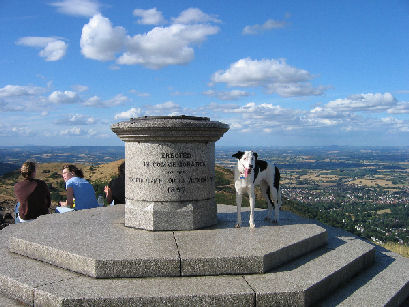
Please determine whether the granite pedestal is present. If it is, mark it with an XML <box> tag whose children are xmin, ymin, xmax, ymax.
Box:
<box><xmin>111</xmin><ymin>116</ymin><xmax>229</xmax><ymax>231</ymax></box>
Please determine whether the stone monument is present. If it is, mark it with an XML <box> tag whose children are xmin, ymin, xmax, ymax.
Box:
<box><xmin>111</xmin><ymin>115</ymin><xmax>229</xmax><ymax>231</ymax></box>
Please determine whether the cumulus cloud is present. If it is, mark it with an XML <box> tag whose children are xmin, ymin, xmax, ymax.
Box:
<box><xmin>117</xmin><ymin>23</ymin><xmax>219</xmax><ymax>69</ymax></box>
<box><xmin>0</xmin><ymin>84</ymin><xmax>48</xmax><ymax>112</ymax></box>
<box><xmin>50</xmin><ymin>0</ymin><xmax>100</xmax><ymax>17</ymax></box>
<box><xmin>80</xmin><ymin>8</ymin><xmax>219</xmax><ymax>69</ymax></box>
<box><xmin>203</xmin><ymin>89</ymin><xmax>250</xmax><ymax>101</ymax></box>
<box><xmin>60</xmin><ymin>127</ymin><xmax>84</xmax><ymax>136</ymax></box>
<box><xmin>144</xmin><ymin>101</ymin><xmax>182</xmax><ymax>115</ymax></box>
<box><xmin>387</xmin><ymin>101</ymin><xmax>409</xmax><ymax>114</ymax></box>
<box><xmin>48</xmin><ymin>90</ymin><xmax>80</xmax><ymax>104</ymax></box>
<box><xmin>72</xmin><ymin>85</ymin><xmax>89</xmax><ymax>93</ymax></box>
<box><xmin>133</xmin><ymin>8</ymin><xmax>166</xmax><ymax>25</ymax></box>
<box><xmin>83</xmin><ymin>94</ymin><xmax>128</xmax><ymax>107</ymax></box>
<box><xmin>0</xmin><ymin>85</ymin><xmax>45</xmax><ymax>98</ymax></box>
<box><xmin>63</xmin><ymin>114</ymin><xmax>95</xmax><ymax>125</ymax></box>
<box><xmin>172</xmin><ymin>8</ymin><xmax>221</xmax><ymax>24</ymax></box>
<box><xmin>243</xmin><ymin>18</ymin><xmax>287</xmax><ymax>35</ymax></box>
<box><xmin>326</xmin><ymin>93</ymin><xmax>396</xmax><ymax>112</ymax></box>
<box><xmin>211</xmin><ymin>58</ymin><xmax>325</xmax><ymax>97</ymax></box>
<box><xmin>114</xmin><ymin>107</ymin><xmax>142</xmax><ymax>120</ymax></box>
<box><xmin>16</xmin><ymin>36</ymin><xmax>67</xmax><ymax>61</ymax></box>
<box><xmin>80</xmin><ymin>14</ymin><xmax>126</xmax><ymax>61</ymax></box>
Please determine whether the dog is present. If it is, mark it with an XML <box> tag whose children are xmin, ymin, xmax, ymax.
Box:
<box><xmin>232</xmin><ymin>150</ymin><xmax>282</xmax><ymax>228</ymax></box>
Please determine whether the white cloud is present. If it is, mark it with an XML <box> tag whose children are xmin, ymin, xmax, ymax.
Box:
<box><xmin>387</xmin><ymin>101</ymin><xmax>409</xmax><ymax>114</ymax></box>
<box><xmin>60</xmin><ymin>127</ymin><xmax>84</xmax><ymax>136</ymax></box>
<box><xmin>211</xmin><ymin>58</ymin><xmax>325</xmax><ymax>97</ymax></box>
<box><xmin>80</xmin><ymin>9</ymin><xmax>219</xmax><ymax>69</ymax></box>
<box><xmin>117</xmin><ymin>23</ymin><xmax>219</xmax><ymax>69</ymax></box>
<box><xmin>0</xmin><ymin>85</ymin><xmax>48</xmax><ymax>112</ymax></box>
<box><xmin>0</xmin><ymin>125</ymin><xmax>36</xmax><ymax>137</ymax></box>
<box><xmin>172</xmin><ymin>8</ymin><xmax>221</xmax><ymax>24</ymax></box>
<box><xmin>63</xmin><ymin>114</ymin><xmax>95</xmax><ymax>125</ymax></box>
<box><xmin>326</xmin><ymin>93</ymin><xmax>396</xmax><ymax>112</ymax></box>
<box><xmin>72</xmin><ymin>85</ymin><xmax>89</xmax><ymax>93</ymax></box>
<box><xmin>16</xmin><ymin>37</ymin><xmax>67</xmax><ymax>61</ymax></box>
<box><xmin>114</xmin><ymin>107</ymin><xmax>142</xmax><ymax>120</ymax></box>
<box><xmin>80</xmin><ymin>14</ymin><xmax>126</xmax><ymax>61</ymax></box>
<box><xmin>0</xmin><ymin>85</ymin><xmax>45</xmax><ymax>98</ymax></box>
<box><xmin>48</xmin><ymin>90</ymin><xmax>80</xmax><ymax>104</ymax></box>
<box><xmin>50</xmin><ymin>0</ymin><xmax>100</xmax><ymax>17</ymax></box>
<box><xmin>243</xmin><ymin>19</ymin><xmax>286</xmax><ymax>35</ymax></box>
<box><xmin>84</xmin><ymin>94</ymin><xmax>128</xmax><ymax>107</ymax></box>
<box><xmin>133</xmin><ymin>8</ymin><xmax>166</xmax><ymax>25</ymax></box>
<box><xmin>203</xmin><ymin>89</ymin><xmax>250</xmax><ymax>101</ymax></box>
<box><xmin>129</xmin><ymin>89</ymin><xmax>150</xmax><ymax>97</ymax></box>
<box><xmin>145</xmin><ymin>101</ymin><xmax>182</xmax><ymax>115</ymax></box>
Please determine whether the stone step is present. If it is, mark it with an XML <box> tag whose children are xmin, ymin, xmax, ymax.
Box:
<box><xmin>7</xmin><ymin>205</ymin><xmax>327</xmax><ymax>278</ymax></box>
<box><xmin>0</xmin><ymin>206</ymin><xmax>391</xmax><ymax>307</ymax></box>
<box><xmin>320</xmin><ymin>246</ymin><xmax>409</xmax><ymax>306</ymax></box>
<box><xmin>245</xmin><ymin>237</ymin><xmax>375</xmax><ymax>306</ymax></box>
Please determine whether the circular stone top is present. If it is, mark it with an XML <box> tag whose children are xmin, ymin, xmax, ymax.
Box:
<box><xmin>132</xmin><ymin>115</ymin><xmax>210</xmax><ymax>121</ymax></box>
<box><xmin>111</xmin><ymin>115</ymin><xmax>229</xmax><ymax>142</ymax></box>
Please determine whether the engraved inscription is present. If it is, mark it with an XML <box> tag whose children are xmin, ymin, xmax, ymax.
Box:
<box><xmin>130</xmin><ymin>151</ymin><xmax>211</xmax><ymax>196</ymax></box>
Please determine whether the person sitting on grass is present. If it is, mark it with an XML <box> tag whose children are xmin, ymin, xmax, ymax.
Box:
<box><xmin>14</xmin><ymin>161</ymin><xmax>50</xmax><ymax>222</ymax></box>
<box><xmin>104</xmin><ymin>161</ymin><xmax>125</xmax><ymax>205</ymax></box>
<box><xmin>59</xmin><ymin>164</ymin><xmax>98</xmax><ymax>211</ymax></box>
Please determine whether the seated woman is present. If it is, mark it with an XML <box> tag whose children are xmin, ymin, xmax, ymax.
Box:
<box><xmin>59</xmin><ymin>164</ymin><xmax>98</xmax><ymax>210</ymax></box>
<box><xmin>14</xmin><ymin>161</ymin><xmax>51</xmax><ymax>222</ymax></box>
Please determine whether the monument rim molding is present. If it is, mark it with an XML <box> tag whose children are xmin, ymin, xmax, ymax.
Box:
<box><xmin>111</xmin><ymin>115</ymin><xmax>230</xmax><ymax>143</ymax></box>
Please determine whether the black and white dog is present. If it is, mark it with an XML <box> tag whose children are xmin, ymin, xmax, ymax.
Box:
<box><xmin>232</xmin><ymin>150</ymin><xmax>282</xmax><ymax>228</ymax></box>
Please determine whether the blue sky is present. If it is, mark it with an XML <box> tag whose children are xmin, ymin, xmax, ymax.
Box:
<box><xmin>1</xmin><ymin>0</ymin><xmax>409</xmax><ymax>146</ymax></box>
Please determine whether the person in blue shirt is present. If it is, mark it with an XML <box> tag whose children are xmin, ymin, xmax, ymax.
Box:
<box><xmin>59</xmin><ymin>164</ymin><xmax>98</xmax><ymax>211</ymax></box>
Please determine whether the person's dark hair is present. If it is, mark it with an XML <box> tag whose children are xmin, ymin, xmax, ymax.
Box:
<box><xmin>62</xmin><ymin>164</ymin><xmax>84</xmax><ymax>178</ymax></box>
<box><xmin>118</xmin><ymin>162</ymin><xmax>125</xmax><ymax>176</ymax></box>
<box><xmin>21</xmin><ymin>161</ymin><xmax>36</xmax><ymax>179</ymax></box>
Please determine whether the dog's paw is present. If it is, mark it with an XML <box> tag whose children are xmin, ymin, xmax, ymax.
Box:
<box><xmin>235</xmin><ymin>223</ymin><xmax>241</xmax><ymax>228</ymax></box>
<box><xmin>250</xmin><ymin>222</ymin><xmax>255</xmax><ymax>229</ymax></box>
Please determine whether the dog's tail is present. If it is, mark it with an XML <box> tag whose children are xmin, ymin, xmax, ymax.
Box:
<box><xmin>274</xmin><ymin>165</ymin><xmax>280</xmax><ymax>190</ymax></box>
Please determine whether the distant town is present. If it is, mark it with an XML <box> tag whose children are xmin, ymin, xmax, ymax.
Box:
<box><xmin>1</xmin><ymin>145</ymin><xmax>409</xmax><ymax>245</ymax></box>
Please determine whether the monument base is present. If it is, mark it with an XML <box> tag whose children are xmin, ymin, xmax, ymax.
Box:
<box><xmin>125</xmin><ymin>199</ymin><xmax>217</xmax><ymax>231</ymax></box>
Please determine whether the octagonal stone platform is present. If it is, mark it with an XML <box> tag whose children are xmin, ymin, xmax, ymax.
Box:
<box><xmin>8</xmin><ymin>205</ymin><xmax>327</xmax><ymax>278</ymax></box>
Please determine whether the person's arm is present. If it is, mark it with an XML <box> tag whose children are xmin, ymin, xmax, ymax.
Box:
<box><xmin>60</xmin><ymin>187</ymin><xmax>74</xmax><ymax>208</ymax></box>
<box><xmin>66</xmin><ymin>187</ymin><xmax>74</xmax><ymax>208</ymax></box>
<box><xmin>44</xmin><ymin>182</ymin><xmax>51</xmax><ymax>208</ymax></box>
<box><xmin>104</xmin><ymin>185</ymin><xmax>113</xmax><ymax>204</ymax></box>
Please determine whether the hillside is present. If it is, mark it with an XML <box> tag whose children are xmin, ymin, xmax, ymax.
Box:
<box><xmin>1</xmin><ymin>160</ymin><xmax>409</xmax><ymax>259</ymax></box>
<box><xmin>0</xmin><ymin>160</ymin><xmax>124</xmax><ymax>224</ymax></box>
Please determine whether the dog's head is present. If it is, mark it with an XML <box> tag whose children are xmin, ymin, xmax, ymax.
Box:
<box><xmin>232</xmin><ymin>151</ymin><xmax>258</xmax><ymax>178</ymax></box>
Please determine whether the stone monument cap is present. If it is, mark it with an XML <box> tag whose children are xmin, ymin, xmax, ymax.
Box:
<box><xmin>131</xmin><ymin>115</ymin><xmax>210</xmax><ymax>121</ymax></box>
<box><xmin>112</xmin><ymin>115</ymin><xmax>229</xmax><ymax>143</ymax></box>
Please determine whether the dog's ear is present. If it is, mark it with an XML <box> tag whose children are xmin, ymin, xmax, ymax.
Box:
<box><xmin>253</xmin><ymin>152</ymin><xmax>258</xmax><ymax>160</ymax></box>
<box><xmin>232</xmin><ymin>151</ymin><xmax>245</xmax><ymax>159</ymax></box>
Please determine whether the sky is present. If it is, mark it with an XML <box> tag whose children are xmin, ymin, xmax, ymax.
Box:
<box><xmin>1</xmin><ymin>0</ymin><xmax>409</xmax><ymax>147</ymax></box>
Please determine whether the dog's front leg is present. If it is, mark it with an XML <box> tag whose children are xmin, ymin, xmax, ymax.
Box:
<box><xmin>235</xmin><ymin>193</ymin><xmax>242</xmax><ymax>228</ymax></box>
<box><xmin>248</xmin><ymin>187</ymin><xmax>256</xmax><ymax>228</ymax></box>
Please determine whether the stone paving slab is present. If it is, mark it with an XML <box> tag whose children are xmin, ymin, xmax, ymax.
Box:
<box><xmin>244</xmin><ymin>238</ymin><xmax>375</xmax><ymax>306</ymax></box>
<box><xmin>8</xmin><ymin>204</ymin><xmax>327</xmax><ymax>278</ymax></box>
<box><xmin>175</xmin><ymin>224</ymin><xmax>327</xmax><ymax>276</ymax></box>
<box><xmin>1</xmin><ymin>204</ymin><xmax>409</xmax><ymax>306</ymax></box>
<box><xmin>0</xmin><ymin>225</ymin><xmax>79</xmax><ymax>306</ymax></box>
<box><xmin>321</xmin><ymin>249</ymin><xmax>409</xmax><ymax>307</ymax></box>
<box><xmin>0</xmin><ymin>294</ymin><xmax>25</xmax><ymax>306</ymax></box>
<box><xmin>8</xmin><ymin>206</ymin><xmax>181</xmax><ymax>278</ymax></box>
<box><xmin>34</xmin><ymin>275</ymin><xmax>254</xmax><ymax>307</ymax></box>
